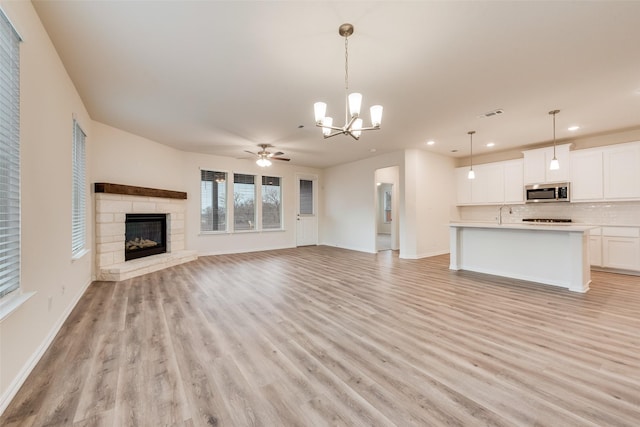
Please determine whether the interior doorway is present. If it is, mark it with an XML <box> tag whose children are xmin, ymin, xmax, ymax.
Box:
<box><xmin>375</xmin><ymin>166</ymin><xmax>400</xmax><ymax>252</ymax></box>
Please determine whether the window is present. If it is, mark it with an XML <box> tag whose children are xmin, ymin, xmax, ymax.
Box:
<box><xmin>0</xmin><ymin>11</ymin><xmax>20</xmax><ymax>298</ymax></box>
<box><xmin>200</xmin><ymin>170</ymin><xmax>227</xmax><ymax>232</ymax></box>
<box><xmin>0</xmin><ymin>10</ymin><xmax>20</xmax><ymax>298</ymax></box>
<box><xmin>233</xmin><ymin>173</ymin><xmax>256</xmax><ymax>230</ymax></box>
<box><xmin>72</xmin><ymin>120</ymin><xmax>86</xmax><ymax>256</ymax></box>
<box><xmin>299</xmin><ymin>179</ymin><xmax>313</xmax><ymax>215</ymax></box>
<box><xmin>262</xmin><ymin>176</ymin><xmax>282</xmax><ymax>229</ymax></box>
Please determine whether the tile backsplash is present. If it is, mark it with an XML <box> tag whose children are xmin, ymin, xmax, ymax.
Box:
<box><xmin>458</xmin><ymin>201</ymin><xmax>640</xmax><ymax>226</ymax></box>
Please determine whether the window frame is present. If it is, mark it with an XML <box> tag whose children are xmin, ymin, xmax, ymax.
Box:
<box><xmin>200</xmin><ymin>169</ymin><xmax>228</xmax><ymax>233</ymax></box>
<box><xmin>261</xmin><ymin>175</ymin><xmax>283</xmax><ymax>230</ymax></box>
<box><xmin>233</xmin><ymin>172</ymin><xmax>257</xmax><ymax>232</ymax></box>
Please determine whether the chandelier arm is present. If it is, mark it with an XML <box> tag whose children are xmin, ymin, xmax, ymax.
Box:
<box><xmin>347</xmin><ymin>132</ymin><xmax>360</xmax><ymax>141</ymax></box>
<box><xmin>357</xmin><ymin>126</ymin><xmax>381</xmax><ymax>132</ymax></box>
<box><xmin>315</xmin><ymin>123</ymin><xmax>347</xmax><ymax>132</ymax></box>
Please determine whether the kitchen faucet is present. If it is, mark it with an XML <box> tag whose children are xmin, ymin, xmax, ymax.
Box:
<box><xmin>498</xmin><ymin>205</ymin><xmax>512</xmax><ymax>225</ymax></box>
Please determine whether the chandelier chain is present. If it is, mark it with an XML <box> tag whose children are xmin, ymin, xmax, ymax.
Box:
<box><xmin>344</xmin><ymin>36</ymin><xmax>349</xmax><ymax>91</ymax></box>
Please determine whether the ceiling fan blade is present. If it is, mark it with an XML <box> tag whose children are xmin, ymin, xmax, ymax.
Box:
<box><xmin>271</xmin><ymin>151</ymin><xmax>284</xmax><ymax>157</ymax></box>
<box><xmin>244</xmin><ymin>150</ymin><xmax>257</xmax><ymax>156</ymax></box>
<box><xmin>271</xmin><ymin>157</ymin><xmax>290</xmax><ymax>162</ymax></box>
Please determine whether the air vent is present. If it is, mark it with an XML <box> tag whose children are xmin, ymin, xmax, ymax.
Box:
<box><xmin>478</xmin><ymin>109</ymin><xmax>504</xmax><ymax>119</ymax></box>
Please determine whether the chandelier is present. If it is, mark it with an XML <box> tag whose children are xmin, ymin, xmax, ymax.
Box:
<box><xmin>313</xmin><ymin>23</ymin><xmax>383</xmax><ymax>140</ymax></box>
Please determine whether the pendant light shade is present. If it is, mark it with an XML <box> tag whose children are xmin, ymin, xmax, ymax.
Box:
<box><xmin>467</xmin><ymin>130</ymin><xmax>476</xmax><ymax>180</ymax></box>
<box><xmin>549</xmin><ymin>109</ymin><xmax>560</xmax><ymax>170</ymax></box>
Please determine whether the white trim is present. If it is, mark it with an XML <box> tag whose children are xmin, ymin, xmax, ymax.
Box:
<box><xmin>0</xmin><ymin>279</ymin><xmax>92</xmax><ymax>416</ymax></box>
<box><xmin>0</xmin><ymin>6</ymin><xmax>23</xmax><ymax>41</ymax></box>
<box><xmin>0</xmin><ymin>291</ymin><xmax>35</xmax><ymax>323</ymax></box>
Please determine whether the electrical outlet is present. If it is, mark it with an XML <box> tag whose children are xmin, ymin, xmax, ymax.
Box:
<box><xmin>61</xmin><ymin>285</ymin><xmax>66</xmax><ymax>295</ymax></box>
<box><xmin>48</xmin><ymin>296</ymin><xmax>53</xmax><ymax>311</ymax></box>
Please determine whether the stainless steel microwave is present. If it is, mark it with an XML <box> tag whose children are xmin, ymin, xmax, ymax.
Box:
<box><xmin>525</xmin><ymin>183</ymin><xmax>570</xmax><ymax>203</ymax></box>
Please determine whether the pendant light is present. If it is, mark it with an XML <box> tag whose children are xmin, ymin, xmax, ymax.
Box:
<box><xmin>549</xmin><ymin>109</ymin><xmax>560</xmax><ymax>170</ymax></box>
<box><xmin>467</xmin><ymin>131</ymin><xmax>476</xmax><ymax>180</ymax></box>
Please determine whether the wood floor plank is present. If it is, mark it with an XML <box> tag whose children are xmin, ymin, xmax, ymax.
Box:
<box><xmin>2</xmin><ymin>246</ymin><xmax>640</xmax><ymax>426</ymax></box>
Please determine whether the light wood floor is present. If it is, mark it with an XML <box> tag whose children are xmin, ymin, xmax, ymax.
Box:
<box><xmin>2</xmin><ymin>246</ymin><xmax>640</xmax><ymax>426</ymax></box>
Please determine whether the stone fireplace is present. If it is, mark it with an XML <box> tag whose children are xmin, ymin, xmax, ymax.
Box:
<box><xmin>95</xmin><ymin>183</ymin><xmax>197</xmax><ymax>281</ymax></box>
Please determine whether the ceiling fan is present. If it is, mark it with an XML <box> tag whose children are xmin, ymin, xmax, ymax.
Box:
<box><xmin>245</xmin><ymin>144</ymin><xmax>290</xmax><ymax>167</ymax></box>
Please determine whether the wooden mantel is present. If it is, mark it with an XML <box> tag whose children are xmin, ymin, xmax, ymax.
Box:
<box><xmin>94</xmin><ymin>183</ymin><xmax>187</xmax><ymax>200</ymax></box>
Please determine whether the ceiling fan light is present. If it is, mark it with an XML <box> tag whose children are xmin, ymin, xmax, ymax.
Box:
<box><xmin>322</xmin><ymin>116</ymin><xmax>333</xmax><ymax>136</ymax></box>
<box><xmin>314</xmin><ymin>102</ymin><xmax>327</xmax><ymax>124</ymax></box>
<box><xmin>256</xmin><ymin>157</ymin><xmax>272</xmax><ymax>167</ymax></box>
<box><xmin>348</xmin><ymin>93</ymin><xmax>362</xmax><ymax>117</ymax></box>
<box><xmin>370</xmin><ymin>105</ymin><xmax>383</xmax><ymax>127</ymax></box>
<box><xmin>549</xmin><ymin>157</ymin><xmax>560</xmax><ymax>170</ymax></box>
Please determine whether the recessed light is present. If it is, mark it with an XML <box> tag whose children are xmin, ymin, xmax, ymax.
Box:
<box><xmin>451</xmin><ymin>149</ymin><xmax>458</xmax><ymax>153</ymax></box>
<box><xmin>426</xmin><ymin>140</ymin><xmax>435</xmax><ymax>146</ymax></box>
<box><xmin>568</xmin><ymin>125</ymin><xmax>580</xmax><ymax>131</ymax></box>
<box><xmin>486</xmin><ymin>142</ymin><xmax>495</xmax><ymax>148</ymax></box>
<box><xmin>369</xmin><ymin>148</ymin><xmax>377</xmax><ymax>153</ymax></box>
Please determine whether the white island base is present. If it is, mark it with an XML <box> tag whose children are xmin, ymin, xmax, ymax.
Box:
<box><xmin>449</xmin><ymin>223</ymin><xmax>593</xmax><ymax>293</ymax></box>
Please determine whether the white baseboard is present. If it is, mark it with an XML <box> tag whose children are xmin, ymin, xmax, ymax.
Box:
<box><xmin>0</xmin><ymin>278</ymin><xmax>92</xmax><ymax>416</ymax></box>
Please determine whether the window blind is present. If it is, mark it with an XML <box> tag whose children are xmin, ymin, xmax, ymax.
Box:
<box><xmin>0</xmin><ymin>10</ymin><xmax>21</xmax><ymax>298</ymax></box>
<box><xmin>299</xmin><ymin>179</ymin><xmax>313</xmax><ymax>215</ymax></box>
<box><xmin>71</xmin><ymin>120</ymin><xmax>86</xmax><ymax>256</ymax></box>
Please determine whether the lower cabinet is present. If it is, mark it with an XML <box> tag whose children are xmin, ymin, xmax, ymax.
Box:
<box><xmin>589</xmin><ymin>230</ymin><xmax>602</xmax><ymax>267</ymax></box>
<box><xmin>600</xmin><ymin>227</ymin><xmax>640</xmax><ymax>271</ymax></box>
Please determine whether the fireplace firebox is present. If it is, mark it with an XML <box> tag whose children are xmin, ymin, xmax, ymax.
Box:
<box><xmin>125</xmin><ymin>213</ymin><xmax>167</xmax><ymax>261</ymax></box>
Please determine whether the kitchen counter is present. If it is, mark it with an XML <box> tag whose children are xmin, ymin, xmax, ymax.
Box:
<box><xmin>449</xmin><ymin>222</ymin><xmax>593</xmax><ymax>292</ymax></box>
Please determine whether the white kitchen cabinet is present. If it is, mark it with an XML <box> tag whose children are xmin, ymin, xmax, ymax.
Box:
<box><xmin>570</xmin><ymin>148</ymin><xmax>603</xmax><ymax>201</ymax></box>
<box><xmin>455</xmin><ymin>160</ymin><xmax>524</xmax><ymax>206</ymax></box>
<box><xmin>523</xmin><ymin>144</ymin><xmax>571</xmax><ymax>184</ymax></box>
<box><xmin>589</xmin><ymin>228</ymin><xmax>602</xmax><ymax>267</ymax></box>
<box><xmin>472</xmin><ymin>163</ymin><xmax>504</xmax><ymax>204</ymax></box>
<box><xmin>503</xmin><ymin>159</ymin><xmax>524</xmax><ymax>203</ymax></box>
<box><xmin>455</xmin><ymin>166</ymin><xmax>472</xmax><ymax>205</ymax></box>
<box><xmin>601</xmin><ymin>227</ymin><xmax>640</xmax><ymax>271</ymax></box>
<box><xmin>603</xmin><ymin>142</ymin><xmax>640</xmax><ymax>200</ymax></box>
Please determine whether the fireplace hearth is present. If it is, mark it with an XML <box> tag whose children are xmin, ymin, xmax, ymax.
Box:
<box><xmin>125</xmin><ymin>213</ymin><xmax>167</xmax><ymax>261</ymax></box>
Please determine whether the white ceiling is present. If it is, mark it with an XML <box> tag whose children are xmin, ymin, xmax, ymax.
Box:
<box><xmin>33</xmin><ymin>1</ymin><xmax>640</xmax><ymax>169</ymax></box>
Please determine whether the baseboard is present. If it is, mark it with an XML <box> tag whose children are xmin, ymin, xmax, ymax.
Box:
<box><xmin>197</xmin><ymin>243</ymin><xmax>294</xmax><ymax>257</ymax></box>
<box><xmin>400</xmin><ymin>249</ymin><xmax>449</xmax><ymax>260</ymax></box>
<box><xmin>0</xmin><ymin>278</ymin><xmax>93</xmax><ymax>416</ymax></box>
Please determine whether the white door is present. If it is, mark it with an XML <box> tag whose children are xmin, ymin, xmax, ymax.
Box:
<box><xmin>296</xmin><ymin>176</ymin><xmax>318</xmax><ymax>246</ymax></box>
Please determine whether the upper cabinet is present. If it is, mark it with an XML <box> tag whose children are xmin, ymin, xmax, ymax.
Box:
<box><xmin>523</xmin><ymin>144</ymin><xmax>571</xmax><ymax>184</ymax></box>
<box><xmin>570</xmin><ymin>148</ymin><xmax>604</xmax><ymax>201</ymax></box>
<box><xmin>503</xmin><ymin>160</ymin><xmax>524</xmax><ymax>203</ymax></box>
<box><xmin>603</xmin><ymin>142</ymin><xmax>640</xmax><ymax>200</ymax></box>
<box><xmin>455</xmin><ymin>159</ymin><xmax>523</xmax><ymax>206</ymax></box>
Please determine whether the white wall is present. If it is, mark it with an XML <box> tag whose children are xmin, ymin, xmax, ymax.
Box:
<box><xmin>90</xmin><ymin>122</ymin><xmax>322</xmax><ymax>256</ymax></box>
<box><xmin>182</xmin><ymin>151</ymin><xmax>321</xmax><ymax>255</ymax></box>
<box><xmin>0</xmin><ymin>1</ymin><xmax>93</xmax><ymax>411</ymax></box>
<box><xmin>91</xmin><ymin>121</ymin><xmax>185</xmax><ymax>191</ymax></box>
<box><xmin>322</xmin><ymin>151</ymin><xmax>404</xmax><ymax>254</ymax></box>
<box><xmin>402</xmin><ymin>149</ymin><xmax>457</xmax><ymax>259</ymax></box>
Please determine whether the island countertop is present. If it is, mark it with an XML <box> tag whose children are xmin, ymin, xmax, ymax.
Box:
<box><xmin>449</xmin><ymin>221</ymin><xmax>596</xmax><ymax>233</ymax></box>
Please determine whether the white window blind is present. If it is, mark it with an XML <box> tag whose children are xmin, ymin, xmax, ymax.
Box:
<box><xmin>200</xmin><ymin>170</ymin><xmax>227</xmax><ymax>232</ymax></box>
<box><xmin>0</xmin><ymin>10</ymin><xmax>21</xmax><ymax>298</ymax></box>
<box><xmin>299</xmin><ymin>179</ymin><xmax>313</xmax><ymax>215</ymax></box>
<box><xmin>233</xmin><ymin>173</ymin><xmax>256</xmax><ymax>230</ymax></box>
<box><xmin>261</xmin><ymin>176</ymin><xmax>282</xmax><ymax>229</ymax></box>
<box><xmin>71</xmin><ymin>120</ymin><xmax>86</xmax><ymax>256</ymax></box>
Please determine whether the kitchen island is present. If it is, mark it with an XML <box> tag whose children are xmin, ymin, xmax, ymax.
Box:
<box><xmin>449</xmin><ymin>222</ymin><xmax>595</xmax><ymax>292</ymax></box>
